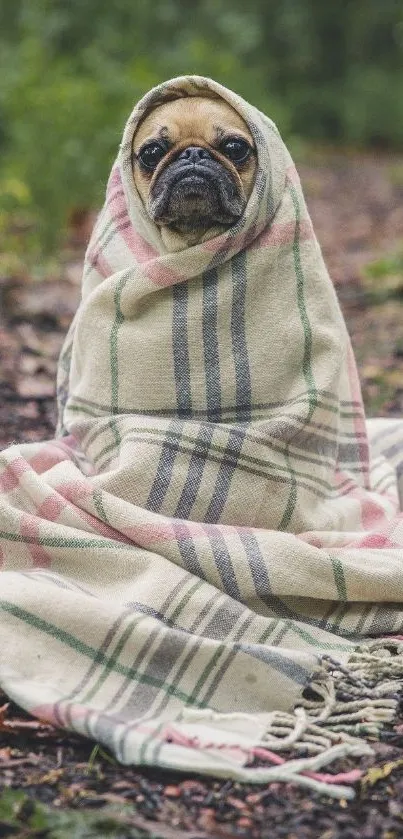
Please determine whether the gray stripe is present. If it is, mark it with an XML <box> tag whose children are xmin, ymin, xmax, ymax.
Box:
<box><xmin>382</xmin><ymin>441</ymin><xmax>403</xmax><ymax>468</ymax></box>
<box><xmin>111</xmin><ymin>576</ymin><xmax>193</xmax><ymax>724</ymax></box>
<box><xmin>121</xmin><ymin>628</ymin><xmax>192</xmax><ymax>718</ymax></box>
<box><xmin>231</xmin><ymin>250</ymin><xmax>252</xmax><ymax>421</ymax></box>
<box><xmin>204</xmin><ymin>429</ymin><xmax>244</xmax><ymax>522</ymax></box>
<box><xmin>202</xmin><ymin>268</ymin><xmax>221</xmax><ymax>419</ymax></box>
<box><xmin>239</xmin><ymin>533</ymin><xmax>358</xmax><ymax>636</ymax></box>
<box><xmin>367</xmin><ymin>605</ymin><xmax>401</xmax><ymax>636</ymax></box>
<box><xmin>145</xmin><ymin>420</ymin><xmax>182</xmax><ymax>512</ymax></box>
<box><xmin>127</xmin><ymin>591</ymin><xmax>248</xmax><ymax>644</ymax></box>
<box><xmin>87</xmin><ymin>218</ymin><xmax>133</xmax><ymax>270</ymax></box>
<box><xmin>239</xmin><ymin>531</ymin><xmax>298</xmax><ymax>618</ymax></box>
<box><xmin>204</xmin><ymin>525</ymin><xmax>241</xmax><ymax>600</ymax></box>
<box><xmin>172</xmin><ymin>521</ymin><xmax>205</xmax><ymax>578</ymax></box>
<box><xmin>200</xmin><ymin>615</ymin><xmax>255</xmax><ymax>706</ymax></box>
<box><xmin>174</xmin><ymin>423</ymin><xmax>214</xmax><ymax>518</ymax></box>
<box><xmin>89</xmin><ymin>199</ymin><xmax>125</xmax><ymax>255</ymax></box>
<box><xmin>149</xmin><ymin>592</ymin><xmax>225</xmax><ymax>719</ymax></box>
<box><xmin>206</xmin><ymin>214</ymin><xmax>248</xmax><ymax>271</ymax></box>
<box><xmin>236</xmin><ymin>641</ymin><xmax>310</xmax><ymax>685</ymax></box>
<box><xmin>98</xmin><ymin>432</ymin><xmax>330</xmax><ymax>501</ymax></box>
<box><xmin>172</xmin><ymin>282</ymin><xmax>192</xmax><ymax>413</ymax></box>
<box><xmin>202</xmin><ymin>597</ymin><xmax>246</xmax><ymax>640</ymax></box>
<box><xmin>369</xmin><ymin>421</ymin><xmax>403</xmax><ymax>447</ymax></box>
<box><xmin>337</xmin><ymin>442</ymin><xmax>364</xmax><ymax>463</ymax></box>
<box><xmin>21</xmin><ymin>570</ymin><xmax>96</xmax><ymax>598</ymax></box>
<box><xmin>352</xmin><ymin>603</ymin><xmax>375</xmax><ymax>636</ymax></box>
<box><xmin>62</xmin><ymin>607</ymin><xmax>135</xmax><ymax>705</ymax></box>
<box><xmin>87</xmin><ymin>412</ymin><xmax>364</xmax><ymax>474</ymax></box>
<box><xmin>124</xmin><ymin>591</ymin><xmax>245</xmax><ymax>643</ymax></box>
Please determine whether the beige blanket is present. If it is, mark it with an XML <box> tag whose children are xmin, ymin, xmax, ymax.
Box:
<box><xmin>1</xmin><ymin>75</ymin><xmax>403</xmax><ymax>797</ymax></box>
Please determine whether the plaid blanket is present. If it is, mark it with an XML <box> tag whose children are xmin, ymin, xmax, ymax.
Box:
<box><xmin>2</xmin><ymin>76</ymin><xmax>403</xmax><ymax>797</ymax></box>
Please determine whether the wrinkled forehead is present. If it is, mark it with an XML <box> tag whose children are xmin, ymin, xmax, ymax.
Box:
<box><xmin>132</xmin><ymin>96</ymin><xmax>254</xmax><ymax>151</ymax></box>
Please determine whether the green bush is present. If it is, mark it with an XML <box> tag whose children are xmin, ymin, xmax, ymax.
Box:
<box><xmin>0</xmin><ymin>0</ymin><xmax>402</xmax><ymax>253</ymax></box>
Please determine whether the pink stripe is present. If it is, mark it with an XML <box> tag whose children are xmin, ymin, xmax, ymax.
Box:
<box><xmin>31</xmin><ymin>703</ymin><xmax>83</xmax><ymax>728</ymax></box>
<box><xmin>250</xmin><ymin>217</ymin><xmax>314</xmax><ymax>251</ymax></box>
<box><xmin>251</xmin><ymin>747</ymin><xmax>362</xmax><ymax>783</ymax></box>
<box><xmin>0</xmin><ymin>457</ymin><xmax>31</xmax><ymax>493</ymax></box>
<box><xmin>142</xmin><ymin>259</ymin><xmax>184</xmax><ymax>287</ymax></box>
<box><xmin>106</xmin><ymin>165</ymin><xmax>121</xmax><ymax>191</ymax></box>
<box><xmin>333</xmin><ymin>468</ymin><xmax>392</xmax><ymax>535</ymax></box>
<box><xmin>112</xmin><ymin>514</ymin><xmax>257</xmax><ymax>550</ymax></box>
<box><xmin>37</xmin><ymin>495</ymin><xmax>66</xmax><ymax>521</ymax></box>
<box><xmin>29</xmin><ymin>443</ymin><xmax>72</xmax><ymax>475</ymax></box>
<box><xmin>38</xmin><ymin>479</ymin><xmax>134</xmax><ymax>545</ymax></box>
<box><xmin>86</xmin><ymin>247</ymin><xmax>113</xmax><ymax>279</ymax></box>
<box><xmin>202</xmin><ymin>227</ymin><xmax>245</xmax><ymax>254</ymax></box>
<box><xmin>107</xmin><ymin>169</ymin><xmax>158</xmax><ymax>264</ymax></box>
<box><xmin>163</xmin><ymin>729</ymin><xmax>362</xmax><ymax>786</ymax></box>
<box><xmin>19</xmin><ymin>514</ymin><xmax>51</xmax><ymax>568</ymax></box>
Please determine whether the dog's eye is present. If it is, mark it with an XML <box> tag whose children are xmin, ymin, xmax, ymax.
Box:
<box><xmin>138</xmin><ymin>142</ymin><xmax>166</xmax><ymax>171</ymax></box>
<box><xmin>220</xmin><ymin>137</ymin><xmax>251</xmax><ymax>164</ymax></box>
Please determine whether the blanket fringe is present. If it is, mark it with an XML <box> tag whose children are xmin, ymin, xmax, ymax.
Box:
<box><xmin>302</xmin><ymin>638</ymin><xmax>403</xmax><ymax>738</ymax></box>
<box><xmin>167</xmin><ymin>639</ymin><xmax>403</xmax><ymax>799</ymax></box>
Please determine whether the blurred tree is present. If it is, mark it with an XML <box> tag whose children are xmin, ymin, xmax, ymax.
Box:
<box><xmin>0</xmin><ymin>0</ymin><xmax>402</xmax><ymax>250</ymax></box>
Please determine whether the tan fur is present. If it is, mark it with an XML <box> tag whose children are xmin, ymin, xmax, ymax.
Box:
<box><xmin>132</xmin><ymin>97</ymin><xmax>256</xmax><ymax>247</ymax></box>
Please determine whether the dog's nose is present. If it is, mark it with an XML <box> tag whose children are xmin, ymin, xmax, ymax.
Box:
<box><xmin>178</xmin><ymin>146</ymin><xmax>211</xmax><ymax>163</ymax></box>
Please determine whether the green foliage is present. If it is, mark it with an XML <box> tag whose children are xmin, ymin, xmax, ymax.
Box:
<box><xmin>365</xmin><ymin>252</ymin><xmax>403</xmax><ymax>280</ymax></box>
<box><xmin>362</xmin><ymin>248</ymin><xmax>403</xmax><ymax>303</ymax></box>
<box><xmin>0</xmin><ymin>789</ymin><xmax>162</xmax><ymax>838</ymax></box>
<box><xmin>0</xmin><ymin>0</ymin><xmax>402</xmax><ymax>251</ymax></box>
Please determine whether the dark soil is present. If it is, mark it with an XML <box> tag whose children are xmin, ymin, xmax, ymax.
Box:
<box><xmin>1</xmin><ymin>149</ymin><xmax>403</xmax><ymax>837</ymax></box>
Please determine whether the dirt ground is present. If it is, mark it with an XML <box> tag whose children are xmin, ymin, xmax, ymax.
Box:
<box><xmin>1</xmin><ymin>149</ymin><xmax>403</xmax><ymax>837</ymax></box>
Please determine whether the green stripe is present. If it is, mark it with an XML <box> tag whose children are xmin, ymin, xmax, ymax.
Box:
<box><xmin>0</xmin><ymin>601</ymin><xmax>202</xmax><ymax>706</ymax></box>
<box><xmin>0</xmin><ymin>530</ymin><xmax>128</xmax><ymax>550</ymax></box>
<box><xmin>81</xmin><ymin>615</ymin><xmax>146</xmax><ymax>703</ymax></box>
<box><xmin>67</xmin><ymin>396</ymin><xmax>364</xmax><ymax>423</ymax></box>
<box><xmin>186</xmin><ymin>643</ymin><xmax>227</xmax><ymax>705</ymax></box>
<box><xmin>278</xmin><ymin>182</ymin><xmax>318</xmax><ymax>529</ymax></box>
<box><xmin>259</xmin><ymin>615</ymin><xmax>352</xmax><ymax>652</ymax></box>
<box><xmin>257</xmin><ymin>619</ymin><xmax>278</xmax><ymax>644</ymax></box>
<box><xmin>289</xmin><ymin>183</ymin><xmax>317</xmax><ymax>411</ymax></box>
<box><xmin>290</xmin><ymin>621</ymin><xmax>351</xmax><ymax>651</ymax></box>
<box><xmin>110</xmin><ymin>272</ymin><xmax>130</xmax><ymax>412</ymax></box>
<box><xmin>278</xmin><ymin>449</ymin><xmax>298</xmax><ymax>530</ymax></box>
<box><xmin>141</xmin><ymin>722</ymin><xmax>166</xmax><ymax>766</ymax></box>
<box><xmin>93</xmin><ymin>429</ymin><xmax>332</xmax><ymax>495</ymax></box>
<box><xmin>110</xmin><ymin>418</ymin><xmax>121</xmax><ymax>450</ymax></box>
<box><xmin>330</xmin><ymin>556</ymin><xmax>348</xmax><ymax>602</ymax></box>
<box><xmin>69</xmin><ymin>388</ymin><xmax>349</xmax><ymax>416</ymax></box>
<box><xmin>327</xmin><ymin>602</ymin><xmax>350</xmax><ymax>632</ymax></box>
<box><xmin>93</xmin><ymin>490</ymin><xmax>111</xmax><ymax>525</ymax></box>
<box><xmin>92</xmin><ymin>418</ymin><xmax>338</xmax><ymax>474</ymax></box>
<box><xmin>169</xmin><ymin>579</ymin><xmax>204</xmax><ymax>625</ymax></box>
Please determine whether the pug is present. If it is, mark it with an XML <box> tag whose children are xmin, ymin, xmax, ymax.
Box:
<box><xmin>132</xmin><ymin>96</ymin><xmax>257</xmax><ymax>248</ymax></box>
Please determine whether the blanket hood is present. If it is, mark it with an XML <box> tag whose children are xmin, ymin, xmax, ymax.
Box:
<box><xmin>56</xmin><ymin>75</ymin><xmax>375</xmax><ymax>537</ymax></box>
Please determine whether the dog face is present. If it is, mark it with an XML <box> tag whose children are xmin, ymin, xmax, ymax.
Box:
<box><xmin>132</xmin><ymin>96</ymin><xmax>257</xmax><ymax>247</ymax></box>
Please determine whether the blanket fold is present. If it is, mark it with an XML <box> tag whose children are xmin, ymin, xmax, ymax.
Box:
<box><xmin>2</xmin><ymin>75</ymin><xmax>403</xmax><ymax>797</ymax></box>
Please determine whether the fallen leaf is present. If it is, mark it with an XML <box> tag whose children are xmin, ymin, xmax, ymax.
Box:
<box><xmin>361</xmin><ymin>759</ymin><xmax>403</xmax><ymax>787</ymax></box>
